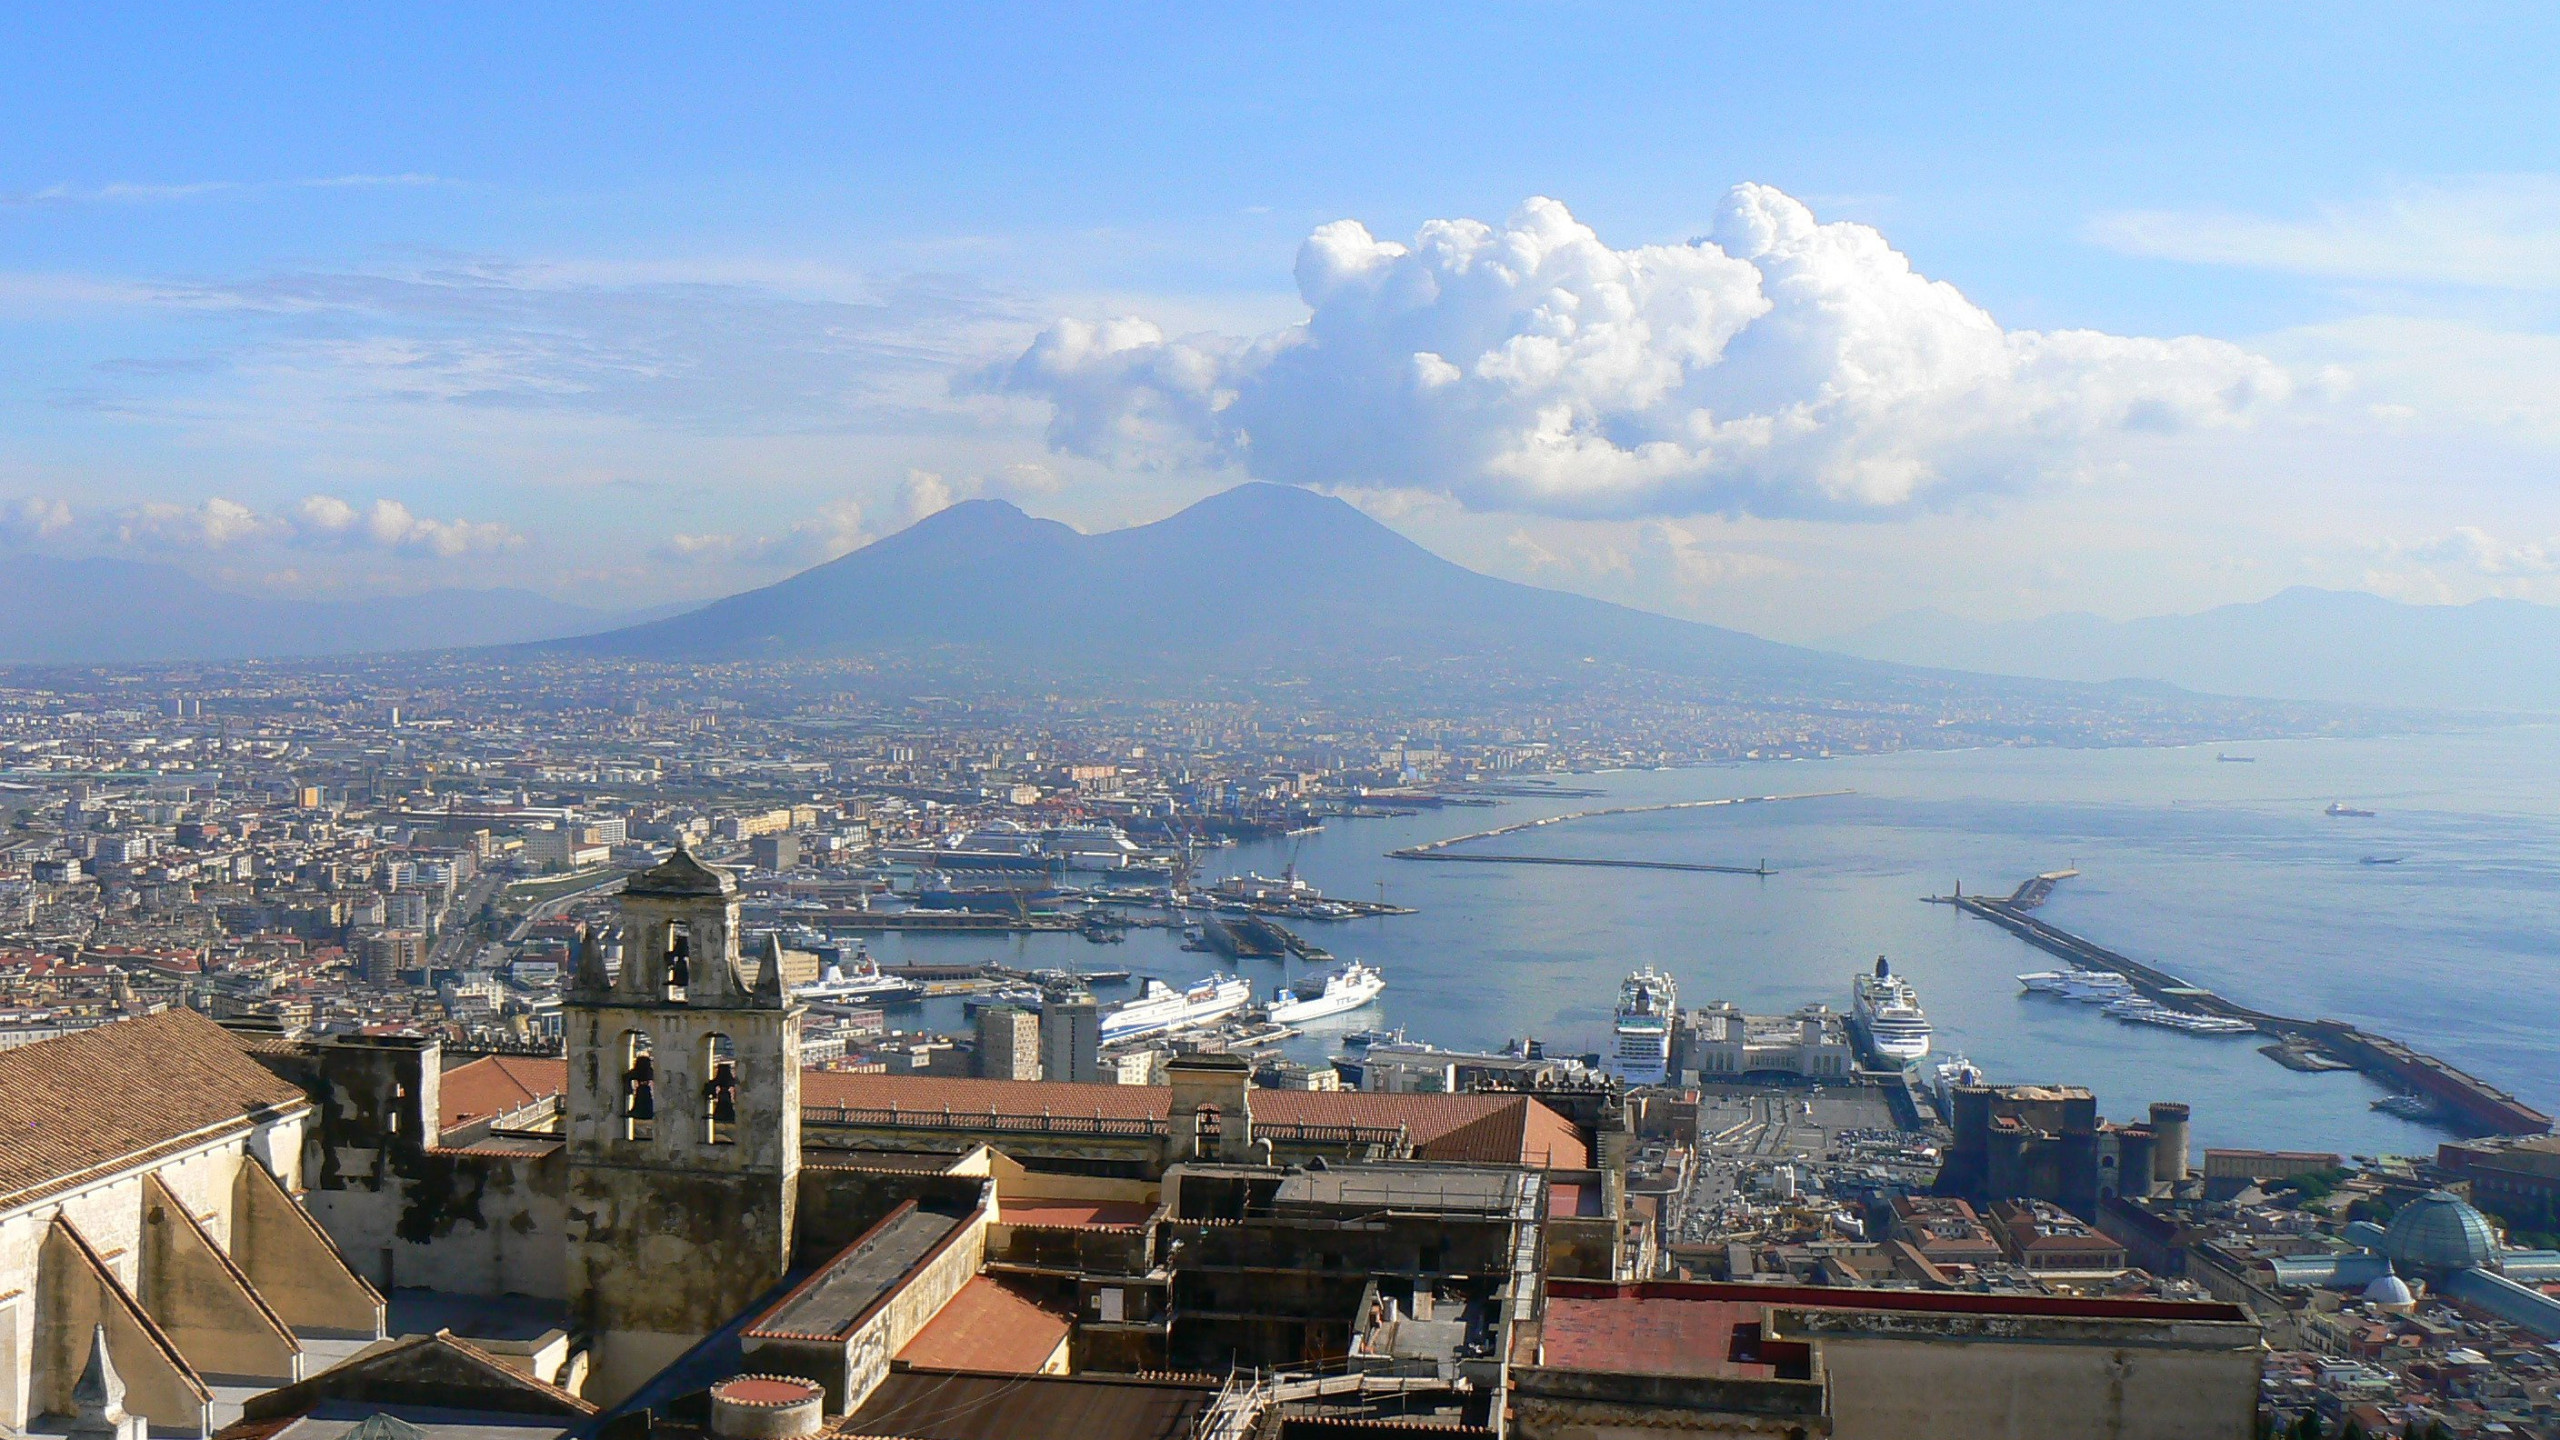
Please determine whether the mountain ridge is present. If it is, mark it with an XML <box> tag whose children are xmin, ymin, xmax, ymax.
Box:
<box><xmin>552</xmin><ymin>483</ymin><xmax>1871</xmax><ymax>693</ymax></box>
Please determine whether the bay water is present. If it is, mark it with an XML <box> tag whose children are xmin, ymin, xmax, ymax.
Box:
<box><xmin>867</xmin><ymin>725</ymin><xmax>2560</xmax><ymax>1157</ymax></box>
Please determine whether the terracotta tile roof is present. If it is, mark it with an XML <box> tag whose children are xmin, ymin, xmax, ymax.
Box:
<box><xmin>802</xmin><ymin>1072</ymin><xmax>1161</xmax><ymax>1121</ymax></box>
<box><xmin>806</xmin><ymin>1074</ymin><xmax>1592</xmax><ymax>1169</ymax></box>
<box><xmin>895</xmin><ymin>1275</ymin><xmax>1072</xmax><ymax>1373</ymax></box>
<box><xmin>0</xmin><ymin>1009</ymin><xmax>309</xmax><ymax>1210</ymax></box>
<box><xmin>439</xmin><ymin>1055</ymin><xmax>568</xmax><ymax>1132</ymax></box>
<box><xmin>1540</xmin><ymin>1295</ymin><xmax>1774</xmax><ymax>1379</ymax></box>
<box><xmin>401</xmin><ymin>1062</ymin><xmax>1592</xmax><ymax>1169</ymax></box>
<box><xmin>1254</xmin><ymin>1090</ymin><xmax>1594</xmax><ymax>1169</ymax></box>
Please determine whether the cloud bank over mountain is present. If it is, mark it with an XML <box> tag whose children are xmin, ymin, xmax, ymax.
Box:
<box><xmin>994</xmin><ymin>185</ymin><xmax>2291</xmax><ymax>519</ymax></box>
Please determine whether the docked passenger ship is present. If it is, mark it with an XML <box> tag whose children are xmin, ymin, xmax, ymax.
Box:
<box><xmin>1611</xmin><ymin>967</ymin><xmax>1679</xmax><ymax>1086</ymax></box>
<box><xmin>1849</xmin><ymin>955</ymin><xmax>1933</xmax><ymax>1063</ymax></box>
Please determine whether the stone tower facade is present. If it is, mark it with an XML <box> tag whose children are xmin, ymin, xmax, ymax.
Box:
<box><xmin>564</xmin><ymin>847</ymin><xmax>802</xmax><ymax>1403</ymax></box>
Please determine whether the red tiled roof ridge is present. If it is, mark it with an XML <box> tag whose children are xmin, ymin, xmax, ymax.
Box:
<box><xmin>420</xmin><ymin>1058</ymin><xmax>1592</xmax><ymax>1166</ymax></box>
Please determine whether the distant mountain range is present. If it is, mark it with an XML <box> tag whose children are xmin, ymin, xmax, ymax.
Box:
<box><xmin>0</xmin><ymin>554</ymin><xmax>650</xmax><ymax>664</ymax></box>
<box><xmin>553</xmin><ymin>482</ymin><xmax>1905</xmax><ymax>698</ymax></box>
<box><xmin>14</xmin><ymin>489</ymin><xmax>2543</xmax><ymax>718</ymax></box>
<box><xmin>1825</xmin><ymin>587</ymin><xmax>2560</xmax><ymax>711</ymax></box>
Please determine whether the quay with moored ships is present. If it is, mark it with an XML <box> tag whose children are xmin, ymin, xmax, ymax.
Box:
<box><xmin>1945</xmin><ymin>874</ymin><xmax>2553</xmax><ymax>1137</ymax></box>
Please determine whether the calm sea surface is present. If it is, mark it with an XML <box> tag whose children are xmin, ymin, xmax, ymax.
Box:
<box><xmin>868</xmin><ymin>726</ymin><xmax>2560</xmax><ymax>1157</ymax></box>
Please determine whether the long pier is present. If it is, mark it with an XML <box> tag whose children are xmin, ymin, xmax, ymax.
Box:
<box><xmin>1387</xmin><ymin>790</ymin><xmax>1851</xmax><ymax>873</ymax></box>
<box><xmin>1395</xmin><ymin>852</ymin><xmax>1771</xmax><ymax>875</ymax></box>
<box><xmin>1950</xmin><ymin>880</ymin><xmax>2552</xmax><ymax>1137</ymax></box>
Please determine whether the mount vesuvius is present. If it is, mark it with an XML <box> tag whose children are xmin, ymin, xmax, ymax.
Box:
<box><xmin>555</xmin><ymin>483</ymin><xmax>1886</xmax><ymax>694</ymax></box>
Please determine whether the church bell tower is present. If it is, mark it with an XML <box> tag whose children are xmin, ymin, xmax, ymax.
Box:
<box><xmin>564</xmin><ymin>846</ymin><xmax>802</xmax><ymax>1404</ymax></box>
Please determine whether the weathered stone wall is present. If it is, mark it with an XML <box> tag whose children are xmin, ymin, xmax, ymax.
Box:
<box><xmin>1793</xmin><ymin>1329</ymin><xmax>2258</xmax><ymax>1440</ymax></box>
<box><xmin>794</xmin><ymin>1169</ymin><xmax>985</xmax><ymax>1269</ymax></box>
<box><xmin>299</xmin><ymin>1146</ymin><xmax>566</xmax><ymax>1299</ymax></box>
<box><xmin>229</xmin><ymin>1158</ymin><xmax>385</xmax><ymax>1337</ymax></box>
<box><xmin>138</xmin><ymin>1174</ymin><xmax>301</xmax><ymax>1383</ymax></box>
<box><xmin>1510</xmin><ymin>1365</ymin><xmax>1831</xmax><ymax>1439</ymax></box>
<box><xmin>1546</xmin><ymin>1215</ymin><xmax>1620</xmax><ymax>1281</ymax></box>
<box><xmin>33</xmin><ymin>1217</ymin><xmax>211</xmax><ymax>1436</ymax></box>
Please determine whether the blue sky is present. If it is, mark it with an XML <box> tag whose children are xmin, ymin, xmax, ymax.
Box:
<box><xmin>5</xmin><ymin>5</ymin><xmax>2560</xmax><ymax>634</ymax></box>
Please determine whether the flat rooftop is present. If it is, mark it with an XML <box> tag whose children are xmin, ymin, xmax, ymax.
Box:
<box><xmin>1273</xmin><ymin>1167</ymin><xmax>1525</xmax><ymax>1214</ymax></box>
<box><xmin>746</xmin><ymin>1204</ymin><xmax>970</xmax><ymax>1341</ymax></box>
<box><xmin>1548</xmin><ymin>1279</ymin><xmax>2249</xmax><ymax>1325</ymax></box>
<box><xmin>840</xmin><ymin>1372</ymin><xmax>1212</xmax><ymax>1440</ymax></box>
<box><xmin>1000</xmin><ymin>1198</ymin><xmax>1156</xmax><ymax>1228</ymax></box>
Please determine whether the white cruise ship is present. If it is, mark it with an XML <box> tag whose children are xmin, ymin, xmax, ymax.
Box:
<box><xmin>1099</xmin><ymin>973</ymin><xmax>1251</xmax><ymax>1043</ymax></box>
<box><xmin>793</xmin><ymin>945</ymin><xmax>925</xmax><ymax>1005</ymax></box>
<box><xmin>1267</xmin><ymin>960</ymin><xmax>1385</xmax><ymax>1024</ymax></box>
<box><xmin>1850</xmin><ymin>955</ymin><xmax>1933</xmax><ymax>1062</ymax></box>
<box><xmin>1611</xmin><ymin>967</ymin><xmax>1679</xmax><ymax>1086</ymax></box>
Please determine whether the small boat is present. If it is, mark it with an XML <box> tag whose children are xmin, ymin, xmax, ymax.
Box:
<box><xmin>2359</xmin><ymin>855</ymin><xmax>2404</xmax><ymax>866</ymax></box>
<box><xmin>2216</xmin><ymin>754</ymin><xmax>2256</xmax><ymax>763</ymax></box>
<box><xmin>2326</xmin><ymin>802</ymin><xmax>2377</xmax><ymax>818</ymax></box>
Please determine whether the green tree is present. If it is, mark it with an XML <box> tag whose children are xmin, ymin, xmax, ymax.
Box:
<box><xmin>2289</xmin><ymin>1412</ymin><xmax>2323</xmax><ymax>1440</ymax></box>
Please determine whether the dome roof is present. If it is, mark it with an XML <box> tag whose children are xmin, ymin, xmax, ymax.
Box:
<box><xmin>2363</xmin><ymin>1268</ymin><xmax>2415</xmax><ymax>1309</ymax></box>
<box><xmin>2383</xmin><ymin>1190</ymin><xmax>2498</xmax><ymax>1275</ymax></box>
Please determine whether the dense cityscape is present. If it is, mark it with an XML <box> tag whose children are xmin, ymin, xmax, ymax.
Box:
<box><xmin>0</xmin><ymin>655</ymin><xmax>2546</xmax><ymax>1439</ymax></box>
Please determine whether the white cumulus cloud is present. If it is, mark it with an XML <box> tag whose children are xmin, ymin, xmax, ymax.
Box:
<box><xmin>292</xmin><ymin>495</ymin><xmax>522</xmax><ymax>555</ymax></box>
<box><xmin>993</xmin><ymin>186</ymin><xmax>2291</xmax><ymax>519</ymax></box>
<box><xmin>113</xmin><ymin>497</ymin><xmax>276</xmax><ymax>549</ymax></box>
<box><xmin>1</xmin><ymin>496</ymin><xmax>74</xmax><ymax>542</ymax></box>
<box><xmin>15</xmin><ymin>492</ymin><xmax>523</xmax><ymax>559</ymax></box>
<box><xmin>898</xmin><ymin>463</ymin><xmax>1066</xmax><ymax>523</ymax></box>
<box><xmin>651</xmin><ymin>498</ymin><xmax>870</xmax><ymax>568</ymax></box>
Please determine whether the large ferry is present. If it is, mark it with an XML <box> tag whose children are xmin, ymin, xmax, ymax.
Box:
<box><xmin>1267</xmin><ymin>960</ymin><xmax>1385</xmax><ymax>1024</ymax></box>
<box><xmin>1850</xmin><ymin>955</ymin><xmax>1933</xmax><ymax>1062</ymax></box>
<box><xmin>1098</xmin><ymin>973</ymin><xmax>1252</xmax><ymax>1043</ymax></box>
<box><xmin>793</xmin><ymin>945</ymin><xmax>925</xmax><ymax>1005</ymax></box>
<box><xmin>1611</xmin><ymin>967</ymin><xmax>1679</xmax><ymax>1086</ymax></box>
